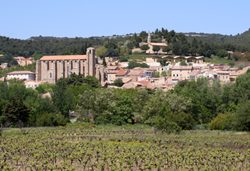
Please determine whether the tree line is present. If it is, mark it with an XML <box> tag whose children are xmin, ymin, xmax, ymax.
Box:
<box><xmin>1</xmin><ymin>28</ymin><xmax>250</xmax><ymax>60</ymax></box>
<box><xmin>0</xmin><ymin>71</ymin><xmax>249</xmax><ymax>132</ymax></box>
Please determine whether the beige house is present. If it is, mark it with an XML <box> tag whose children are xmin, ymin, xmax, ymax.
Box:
<box><xmin>36</xmin><ymin>47</ymin><xmax>105</xmax><ymax>84</ymax></box>
<box><xmin>14</xmin><ymin>57</ymin><xmax>34</xmax><ymax>66</ymax></box>
<box><xmin>162</xmin><ymin>56</ymin><xmax>204</xmax><ymax>65</ymax></box>
<box><xmin>216</xmin><ymin>71</ymin><xmax>230</xmax><ymax>83</ymax></box>
<box><xmin>127</xmin><ymin>67</ymin><xmax>145</xmax><ymax>82</ymax></box>
<box><xmin>170</xmin><ymin>66</ymin><xmax>193</xmax><ymax>83</ymax></box>
<box><xmin>107</xmin><ymin>68</ymin><xmax>128</xmax><ymax>84</ymax></box>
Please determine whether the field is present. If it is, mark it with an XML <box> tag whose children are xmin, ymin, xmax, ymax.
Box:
<box><xmin>0</xmin><ymin>124</ymin><xmax>249</xmax><ymax>171</ymax></box>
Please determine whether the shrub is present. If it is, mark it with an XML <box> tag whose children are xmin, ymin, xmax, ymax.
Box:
<box><xmin>35</xmin><ymin>113</ymin><xmax>68</xmax><ymax>126</ymax></box>
<box><xmin>114</xmin><ymin>79</ymin><xmax>124</xmax><ymax>87</ymax></box>
<box><xmin>140</xmin><ymin>45</ymin><xmax>149</xmax><ymax>51</ymax></box>
<box><xmin>209</xmin><ymin>113</ymin><xmax>233</xmax><ymax>130</ymax></box>
<box><xmin>154</xmin><ymin>117</ymin><xmax>181</xmax><ymax>133</ymax></box>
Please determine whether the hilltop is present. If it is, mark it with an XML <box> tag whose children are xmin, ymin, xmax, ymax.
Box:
<box><xmin>0</xmin><ymin>28</ymin><xmax>250</xmax><ymax>59</ymax></box>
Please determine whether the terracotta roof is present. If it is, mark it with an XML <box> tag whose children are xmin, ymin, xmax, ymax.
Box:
<box><xmin>128</xmin><ymin>68</ymin><xmax>145</xmax><ymax>76</ymax></box>
<box><xmin>116</xmin><ymin>69</ymin><xmax>128</xmax><ymax>76</ymax></box>
<box><xmin>7</xmin><ymin>71</ymin><xmax>35</xmax><ymax>75</ymax></box>
<box><xmin>171</xmin><ymin>66</ymin><xmax>193</xmax><ymax>70</ymax></box>
<box><xmin>40</xmin><ymin>55</ymin><xmax>87</xmax><ymax>61</ymax></box>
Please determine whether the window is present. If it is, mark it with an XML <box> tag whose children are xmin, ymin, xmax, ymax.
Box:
<box><xmin>50</xmin><ymin>73</ymin><xmax>52</xmax><ymax>78</ymax></box>
<box><xmin>47</xmin><ymin>62</ymin><xmax>49</xmax><ymax>70</ymax></box>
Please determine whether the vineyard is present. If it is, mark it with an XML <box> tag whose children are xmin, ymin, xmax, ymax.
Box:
<box><xmin>0</xmin><ymin>124</ymin><xmax>249</xmax><ymax>171</ymax></box>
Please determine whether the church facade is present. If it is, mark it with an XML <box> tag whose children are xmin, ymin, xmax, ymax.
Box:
<box><xmin>36</xmin><ymin>47</ymin><xmax>105</xmax><ymax>84</ymax></box>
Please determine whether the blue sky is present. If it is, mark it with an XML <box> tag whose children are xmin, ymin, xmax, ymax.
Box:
<box><xmin>0</xmin><ymin>0</ymin><xmax>249</xmax><ymax>39</ymax></box>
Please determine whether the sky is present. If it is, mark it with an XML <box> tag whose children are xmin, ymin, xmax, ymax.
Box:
<box><xmin>0</xmin><ymin>0</ymin><xmax>249</xmax><ymax>39</ymax></box>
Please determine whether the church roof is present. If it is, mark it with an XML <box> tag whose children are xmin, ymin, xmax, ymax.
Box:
<box><xmin>7</xmin><ymin>71</ymin><xmax>35</xmax><ymax>75</ymax></box>
<box><xmin>40</xmin><ymin>55</ymin><xmax>87</xmax><ymax>61</ymax></box>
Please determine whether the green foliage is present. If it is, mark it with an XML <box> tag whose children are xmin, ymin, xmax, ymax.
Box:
<box><xmin>234</xmin><ymin>70</ymin><xmax>250</xmax><ymax>102</ymax></box>
<box><xmin>180</xmin><ymin>61</ymin><xmax>188</xmax><ymax>66</ymax></box>
<box><xmin>113</xmin><ymin>79</ymin><xmax>124</xmax><ymax>87</ymax></box>
<box><xmin>153</xmin><ymin>46</ymin><xmax>160</xmax><ymax>52</ymax></box>
<box><xmin>119</xmin><ymin>56</ymin><xmax>129</xmax><ymax>62</ymax></box>
<box><xmin>77</xmin><ymin>89</ymin><xmax>148</xmax><ymax>125</ymax></box>
<box><xmin>175</xmin><ymin>79</ymin><xmax>222</xmax><ymax>124</ymax></box>
<box><xmin>52</xmin><ymin>79</ymin><xmax>74</xmax><ymax>117</ymax></box>
<box><xmin>127</xmin><ymin>61</ymin><xmax>149</xmax><ymax>69</ymax></box>
<box><xmin>36</xmin><ymin>83</ymin><xmax>54</xmax><ymax>94</ymax></box>
<box><xmin>153</xmin><ymin>116</ymin><xmax>181</xmax><ymax>133</ymax></box>
<box><xmin>233</xmin><ymin>100</ymin><xmax>250</xmax><ymax>131</ymax></box>
<box><xmin>0</xmin><ymin>126</ymin><xmax>249</xmax><ymax>170</ymax></box>
<box><xmin>0</xmin><ymin>63</ymin><xmax>35</xmax><ymax>78</ymax></box>
<box><xmin>209</xmin><ymin>113</ymin><xmax>233</xmax><ymax>130</ymax></box>
<box><xmin>96</xmin><ymin>46</ymin><xmax>108</xmax><ymax>58</ymax></box>
<box><xmin>143</xmin><ymin>91</ymin><xmax>194</xmax><ymax>131</ymax></box>
<box><xmin>152</xmin><ymin>71</ymin><xmax>160</xmax><ymax>78</ymax></box>
<box><xmin>1</xmin><ymin>98</ymin><xmax>30</xmax><ymax>127</ymax></box>
<box><xmin>0</xmin><ymin>53</ymin><xmax>17</xmax><ymax>66</ymax></box>
<box><xmin>216</xmin><ymin>49</ymin><xmax>228</xmax><ymax>58</ymax></box>
<box><xmin>140</xmin><ymin>45</ymin><xmax>149</xmax><ymax>51</ymax></box>
<box><xmin>161</xmin><ymin>71</ymin><xmax>167</xmax><ymax>77</ymax></box>
<box><xmin>35</xmin><ymin>113</ymin><xmax>67</xmax><ymax>126</ymax></box>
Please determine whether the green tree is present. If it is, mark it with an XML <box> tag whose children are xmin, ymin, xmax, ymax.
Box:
<box><xmin>153</xmin><ymin>46</ymin><xmax>160</xmax><ymax>52</ymax></box>
<box><xmin>143</xmin><ymin>91</ymin><xmax>194</xmax><ymax>131</ymax></box>
<box><xmin>96</xmin><ymin>46</ymin><xmax>108</xmax><ymax>58</ymax></box>
<box><xmin>52</xmin><ymin>79</ymin><xmax>73</xmax><ymax>117</ymax></box>
<box><xmin>2</xmin><ymin>98</ymin><xmax>30</xmax><ymax>127</ymax></box>
<box><xmin>114</xmin><ymin>79</ymin><xmax>124</xmax><ymax>87</ymax></box>
<box><xmin>233</xmin><ymin>100</ymin><xmax>250</xmax><ymax>131</ymax></box>
<box><xmin>140</xmin><ymin>45</ymin><xmax>149</xmax><ymax>51</ymax></box>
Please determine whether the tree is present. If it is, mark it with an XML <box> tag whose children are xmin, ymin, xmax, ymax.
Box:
<box><xmin>114</xmin><ymin>79</ymin><xmax>124</xmax><ymax>87</ymax></box>
<box><xmin>153</xmin><ymin>46</ymin><xmax>160</xmax><ymax>52</ymax></box>
<box><xmin>140</xmin><ymin>45</ymin><xmax>149</xmax><ymax>51</ymax></box>
<box><xmin>52</xmin><ymin>79</ymin><xmax>73</xmax><ymax>117</ymax></box>
<box><xmin>128</xmin><ymin>61</ymin><xmax>149</xmax><ymax>69</ymax></box>
<box><xmin>2</xmin><ymin>98</ymin><xmax>30</xmax><ymax>127</ymax></box>
<box><xmin>96</xmin><ymin>46</ymin><xmax>108</xmax><ymax>58</ymax></box>
<box><xmin>143</xmin><ymin>91</ymin><xmax>194</xmax><ymax>132</ymax></box>
<box><xmin>233</xmin><ymin>100</ymin><xmax>250</xmax><ymax>131</ymax></box>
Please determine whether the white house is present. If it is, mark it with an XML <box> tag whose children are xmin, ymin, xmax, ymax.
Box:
<box><xmin>6</xmin><ymin>71</ymin><xmax>35</xmax><ymax>81</ymax></box>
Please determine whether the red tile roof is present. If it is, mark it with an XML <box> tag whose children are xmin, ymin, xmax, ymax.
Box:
<box><xmin>40</xmin><ymin>55</ymin><xmax>87</xmax><ymax>61</ymax></box>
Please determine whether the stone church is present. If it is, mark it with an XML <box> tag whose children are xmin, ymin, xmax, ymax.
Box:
<box><xmin>36</xmin><ymin>47</ymin><xmax>105</xmax><ymax>84</ymax></box>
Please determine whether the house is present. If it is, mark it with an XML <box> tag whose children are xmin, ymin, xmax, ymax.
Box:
<box><xmin>107</xmin><ymin>68</ymin><xmax>128</xmax><ymax>84</ymax></box>
<box><xmin>0</xmin><ymin>63</ymin><xmax>8</xmax><ymax>69</ymax></box>
<box><xmin>14</xmin><ymin>56</ymin><xmax>34</xmax><ymax>66</ymax></box>
<box><xmin>170</xmin><ymin>66</ymin><xmax>193</xmax><ymax>83</ymax></box>
<box><xmin>162</xmin><ymin>55</ymin><xmax>204</xmax><ymax>65</ymax></box>
<box><xmin>127</xmin><ymin>67</ymin><xmax>145</xmax><ymax>81</ymax></box>
<box><xmin>6</xmin><ymin>71</ymin><xmax>35</xmax><ymax>81</ymax></box>
<box><xmin>216</xmin><ymin>71</ymin><xmax>230</xmax><ymax>83</ymax></box>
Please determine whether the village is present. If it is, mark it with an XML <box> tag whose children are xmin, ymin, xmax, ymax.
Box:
<box><xmin>1</xmin><ymin>48</ymin><xmax>249</xmax><ymax>91</ymax></box>
<box><xmin>0</xmin><ymin>32</ymin><xmax>250</xmax><ymax>90</ymax></box>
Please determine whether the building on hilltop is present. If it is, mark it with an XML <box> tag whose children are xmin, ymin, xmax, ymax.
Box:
<box><xmin>36</xmin><ymin>47</ymin><xmax>105</xmax><ymax>84</ymax></box>
<box><xmin>139</xmin><ymin>32</ymin><xmax>168</xmax><ymax>54</ymax></box>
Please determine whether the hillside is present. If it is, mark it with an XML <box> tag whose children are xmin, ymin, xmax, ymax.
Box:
<box><xmin>0</xmin><ymin>28</ymin><xmax>250</xmax><ymax>58</ymax></box>
<box><xmin>186</xmin><ymin>28</ymin><xmax>250</xmax><ymax>51</ymax></box>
